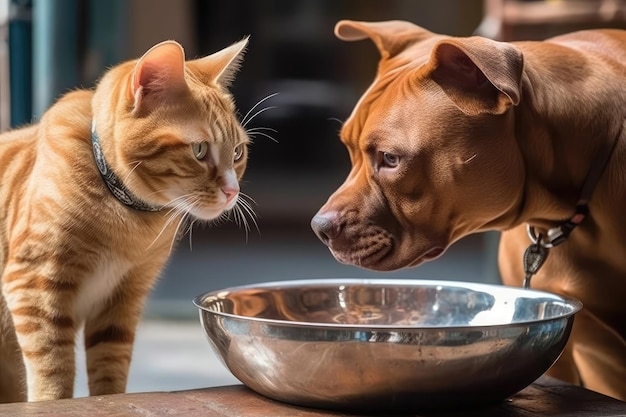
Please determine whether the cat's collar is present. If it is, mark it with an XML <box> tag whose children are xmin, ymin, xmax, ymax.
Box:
<box><xmin>90</xmin><ymin>122</ymin><xmax>162</xmax><ymax>212</ymax></box>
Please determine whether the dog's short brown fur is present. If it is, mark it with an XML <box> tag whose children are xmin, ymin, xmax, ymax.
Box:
<box><xmin>311</xmin><ymin>20</ymin><xmax>626</xmax><ymax>400</ymax></box>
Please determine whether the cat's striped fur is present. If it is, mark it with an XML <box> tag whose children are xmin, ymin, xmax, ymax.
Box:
<box><xmin>0</xmin><ymin>38</ymin><xmax>250</xmax><ymax>402</ymax></box>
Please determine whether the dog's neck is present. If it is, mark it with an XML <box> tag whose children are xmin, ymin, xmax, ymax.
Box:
<box><xmin>516</xmin><ymin>122</ymin><xmax>623</xmax><ymax>231</ymax></box>
<box><xmin>513</xmin><ymin>59</ymin><xmax>625</xmax><ymax>227</ymax></box>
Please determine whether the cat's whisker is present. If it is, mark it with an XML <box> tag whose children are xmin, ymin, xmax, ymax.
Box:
<box><xmin>237</xmin><ymin>205</ymin><xmax>258</xmax><ymax>239</ymax></box>
<box><xmin>241</xmin><ymin>208</ymin><xmax>254</xmax><ymax>242</ymax></box>
<box><xmin>247</xmin><ymin>130</ymin><xmax>278</xmax><ymax>143</ymax></box>
<box><xmin>214</xmin><ymin>211</ymin><xmax>231</xmax><ymax>230</ymax></box>
<box><xmin>186</xmin><ymin>218</ymin><xmax>196</xmax><ymax>251</ymax></box>
<box><xmin>242</xmin><ymin>106</ymin><xmax>278</xmax><ymax>129</ymax></box>
<box><xmin>147</xmin><ymin>208</ymin><xmax>183</xmax><ymax>250</ymax></box>
<box><xmin>165</xmin><ymin>196</ymin><xmax>202</xmax><ymax>254</ymax></box>
<box><xmin>163</xmin><ymin>194</ymin><xmax>197</xmax><ymax>216</ymax></box>
<box><xmin>238</xmin><ymin>193</ymin><xmax>258</xmax><ymax>216</ymax></box>
<box><xmin>163</xmin><ymin>202</ymin><xmax>185</xmax><ymax>218</ymax></box>
<box><xmin>246</xmin><ymin>126</ymin><xmax>278</xmax><ymax>134</ymax></box>
<box><xmin>238</xmin><ymin>192</ymin><xmax>258</xmax><ymax>209</ymax></box>
<box><xmin>147</xmin><ymin>194</ymin><xmax>197</xmax><ymax>250</ymax></box>
<box><xmin>141</xmin><ymin>188</ymin><xmax>167</xmax><ymax>199</ymax></box>
<box><xmin>236</xmin><ymin>194</ymin><xmax>259</xmax><ymax>236</ymax></box>
<box><xmin>123</xmin><ymin>161</ymin><xmax>144</xmax><ymax>185</ymax></box>
<box><xmin>230</xmin><ymin>205</ymin><xmax>249</xmax><ymax>241</ymax></box>
<box><xmin>240</xmin><ymin>92</ymin><xmax>279</xmax><ymax>127</ymax></box>
<box><xmin>169</xmin><ymin>201</ymin><xmax>199</xmax><ymax>243</ymax></box>
<box><xmin>328</xmin><ymin>117</ymin><xmax>345</xmax><ymax>126</ymax></box>
<box><xmin>168</xmin><ymin>212</ymin><xmax>192</xmax><ymax>256</ymax></box>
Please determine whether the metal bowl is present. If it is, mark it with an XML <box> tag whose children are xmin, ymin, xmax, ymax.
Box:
<box><xmin>193</xmin><ymin>279</ymin><xmax>582</xmax><ymax>412</ymax></box>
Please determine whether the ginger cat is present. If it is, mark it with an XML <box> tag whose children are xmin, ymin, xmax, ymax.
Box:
<box><xmin>0</xmin><ymin>37</ymin><xmax>251</xmax><ymax>402</ymax></box>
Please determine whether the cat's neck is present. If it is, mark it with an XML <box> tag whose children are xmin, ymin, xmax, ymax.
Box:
<box><xmin>90</xmin><ymin>122</ymin><xmax>162</xmax><ymax>212</ymax></box>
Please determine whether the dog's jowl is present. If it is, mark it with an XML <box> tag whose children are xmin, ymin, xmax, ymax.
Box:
<box><xmin>312</xmin><ymin>20</ymin><xmax>626</xmax><ymax>401</ymax></box>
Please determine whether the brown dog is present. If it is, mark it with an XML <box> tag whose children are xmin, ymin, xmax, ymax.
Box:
<box><xmin>311</xmin><ymin>20</ymin><xmax>626</xmax><ymax>400</ymax></box>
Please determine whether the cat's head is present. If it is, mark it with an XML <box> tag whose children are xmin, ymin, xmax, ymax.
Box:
<box><xmin>91</xmin><ymin>38</ymin><xmax>250</xmax><ymax>221</ymax></box>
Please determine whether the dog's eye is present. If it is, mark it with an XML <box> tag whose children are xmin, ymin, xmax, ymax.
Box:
<box><xmin>382</xmin><ymin>152</ymin><xmax>400</xmax><ymax>168</ymax></box>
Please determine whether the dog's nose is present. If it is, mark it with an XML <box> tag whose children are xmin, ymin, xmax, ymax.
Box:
<box><xmin>311</xmin><ymin>211</ymin><xmax>343</xmax><ymax>245</ymax></box>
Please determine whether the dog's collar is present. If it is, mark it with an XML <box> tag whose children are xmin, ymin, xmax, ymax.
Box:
<box><xmin>91</xmin><ymin>122</ymin><xmax>162</xmax><ymax>212</ymax></box>
<box><xmin>522</xmin><ymin>121</ymin><xmax>624</xmax><ymax>288</ymax></box>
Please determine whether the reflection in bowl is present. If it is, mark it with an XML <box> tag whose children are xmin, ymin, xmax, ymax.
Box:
<box><xmin>193</xmin><ymin>279</ymin><xmax>582</xmax><ymax>412</ymax></box>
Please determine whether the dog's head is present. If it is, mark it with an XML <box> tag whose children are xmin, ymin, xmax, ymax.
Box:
<box><xmin>312</xmin><ymin>20</ymin><xmax>526</xmax><ymax>271</ymax></box>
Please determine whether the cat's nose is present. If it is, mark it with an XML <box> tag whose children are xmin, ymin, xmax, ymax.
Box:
<box><xmin>221</xmin><ymin>185</ymin><xmax>239</xmax><ymax>203</ymax></box>
<box><xmin>221</xmin><ymin>169</ymin><xmax>239</xmax><ymax>204</ymax></box>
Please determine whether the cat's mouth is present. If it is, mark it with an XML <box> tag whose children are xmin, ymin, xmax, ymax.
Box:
<box><xmin>188</xmin><ymin>196</ymin><xmax>240</xmax><ymax>221</ymax></box>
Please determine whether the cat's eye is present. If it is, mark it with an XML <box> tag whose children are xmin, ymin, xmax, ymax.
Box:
<box><xmin>192</xmin><ymin>141</ymin><xmax>209</xmax><ymax>160</ymax></box>
<box><xmin>233</xmin><ymin>144</ymin><xmax>244</xmax><ymax>162</ymax></box>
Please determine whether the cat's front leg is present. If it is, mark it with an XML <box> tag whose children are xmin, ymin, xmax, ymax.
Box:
<box><xmin>0</xmin><ymin>291</ymin><xmax>27</xmax><ymax>403</ymax></box>
<box><xmin>2</xmin><ymin>274</ymin><xmax>77</xmax><ymax>401</ymax></box>
<box><xmin>83</xmin><ymin>270</ymin><xmax>153</xmax><ymax>396</ymax></box>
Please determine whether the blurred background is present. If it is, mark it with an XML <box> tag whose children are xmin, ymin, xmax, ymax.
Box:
<box><xmin>1</xmin><ymin>0</ymin><xmax>625</xmax><ymax>396</ymax></box>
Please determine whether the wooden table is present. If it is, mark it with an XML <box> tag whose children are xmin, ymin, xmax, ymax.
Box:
<box><xmin>2</xmin><ymin>377</ymin><xmax>625</xmax><ymax>416</ymax></box>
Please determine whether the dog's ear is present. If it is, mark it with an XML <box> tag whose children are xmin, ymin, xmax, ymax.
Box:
<box><xmin>426</xmin><ymin>37</ymin><xmax>523</xmax><ymax>115</ymax></box>
<box><xmin>335</xmin><ymin>20</ymin><xmax>434</xmax><ymax>59</ymax></box>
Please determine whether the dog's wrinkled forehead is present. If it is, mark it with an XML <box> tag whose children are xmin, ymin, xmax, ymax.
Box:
<box><xmin>341</xmin><ymin>69</ymin><xmax>413</xmax><ymax>145</ymax></box>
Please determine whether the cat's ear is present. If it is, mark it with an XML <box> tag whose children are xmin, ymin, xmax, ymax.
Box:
<box><xmin>193</xmin><ymin>37</ymin><xmax>249</xmax><ymax>87</ymax></box>
<box><xmin>130</xmin><ymin>40</ymin><xmax>187</xmax><ymax>114</ymax></box>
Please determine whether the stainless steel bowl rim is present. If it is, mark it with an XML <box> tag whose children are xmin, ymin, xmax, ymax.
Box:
<box><xmin>193</xmin><ymin>278</ymin><xmax>583</xmax><ymax>330</ymax></box>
